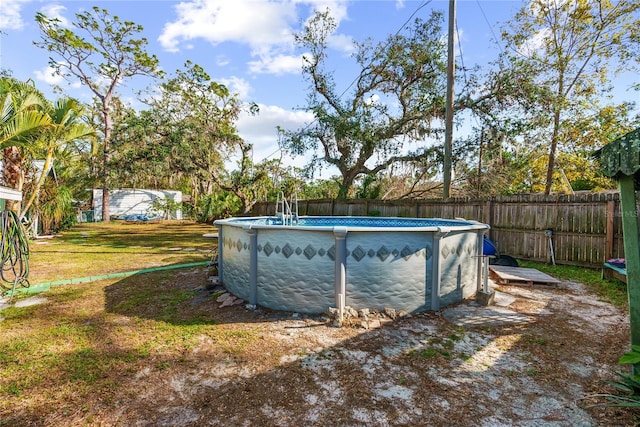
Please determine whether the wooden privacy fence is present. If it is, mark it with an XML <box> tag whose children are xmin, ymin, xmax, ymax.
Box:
<box><xmin>250</xmin><ymin>192</ymin><xmax>627</xmax><ymax>268</ymax></box>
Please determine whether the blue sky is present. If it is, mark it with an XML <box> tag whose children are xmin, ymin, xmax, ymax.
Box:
<box><xmin>1</xmin><ymin>0</ymin><xmax>637</xmax><ymax>173</ymax></box>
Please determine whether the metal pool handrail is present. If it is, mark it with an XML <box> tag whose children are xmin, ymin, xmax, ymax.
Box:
<box><xmin>275</xmin><ymin>192</ymin><xmax>298</xmax><ymax>226</ymax></box>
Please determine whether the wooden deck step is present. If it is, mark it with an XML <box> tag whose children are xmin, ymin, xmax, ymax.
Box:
<box><xmin>489</xmin><ymin>265</ymin><xmax>561</xmax><ymax>287</ymax></box>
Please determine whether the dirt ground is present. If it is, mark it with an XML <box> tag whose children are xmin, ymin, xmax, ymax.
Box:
<box><xmin>6</xmin><ymin>271</ymin><xmax>640</xmax><ymax>426</ymax></box>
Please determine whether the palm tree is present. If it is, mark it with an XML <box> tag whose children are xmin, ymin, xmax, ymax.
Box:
<box><xmin>0</xmin><ymin>78</ymin><xmax>51</xmax><ymax>212</ymax></box>
<box><xmin>20</xmin><ymin>97</ymin><xmax>94</xmax><ymax>221</ymax></box>
<box><xmin>0</xmin><ymin>78</ymin><xmax>51</xmax><ymax>149</ymax></box>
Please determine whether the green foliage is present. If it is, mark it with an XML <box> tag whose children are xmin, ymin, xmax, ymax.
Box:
<box><xmin>458</xmin><ymin>101</ymin><xmax>634</xmax><ymax>197</ymax></box>
<box><xmin>596</xmin><ymin>346</ymin><xmax>640</xmax><ymax>408</ymax></box>
<box><xmin>0</xmin><ymin>78</ymin><xmax>51</xmax><ymax>214</ymax></box>
<box><xmin>419</xmin><ymin>348</ymin><xmax>437</xmax><ymax>358</ymax></box>
<box><xmin>0</xmin><ymin>77</ymin><xmax>52</xmax><ymax>150</ymax></box>
<box><xmin>149</xmin><ymin>197</ymin><xmax>182</xmax><ymax>220</ymax></box>
<box><xmin>196</xmin><ymin>192</ymin><xmax>241</xmax><ymax>222</ymax></box>
<box><xmin>56</xmin><ymin>209</ymin><xmax>78</xmax><ymax>232</ymax></box>
<box><xmin>17</xmin><ymin>3</ymin><xmax>638</xmax><ymax>215</ymax></box>
<box><xmin>301</xmin><ymin>177</ymin><xmax>340</xmax><ymax>199</ymax></box>
<box><xmin>110</xmin><ymin>61</ymin><xmax>267</xmax><ymax>214</ymax></box>
<box><xmin>0</xmin><ymin>77</ymin><xmax>96</xmax><ymax>230</ymax></box>
<box><xmin>619</xmin><ymin>346</ymin><xmax>640</xmax><ymax>366</ymax></box>
<box><xmin>39</xmin><ymin>184</ymin><xmax>76</xmax><ymax>234</ymax></box>
<box><xmin>355</xmin><ymin>174</ymin><xmax>382</xmax><ymax>199</ymax></box>
<box><xmin>35</xmin><ymin>7</ymin><xmax>162</xmax><ymax>94</ymax></box>
<box><xmin>20</xmin><ymin>96</ymin><xmax>94</xmax><ymax>220</ymax></box>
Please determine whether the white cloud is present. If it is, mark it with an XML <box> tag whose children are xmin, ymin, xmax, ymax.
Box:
<box><xmin>327</xmin><ymin>33</ymin><xmax>354</xmax><ymax>55</ymax></box>
<box><xmin>0</xmin><ymin>0</ymin><xmax>28</xmax><ymax>30</ymax></box>
<box><xmin>220</xmin><ymin>76</ymin><xmax>252</xmax><ymax>99</ymax></box>
<box><xmin>158</xmin><ymin>0</ymin><xmax>299</xmax><ymax>54</ymax></box>
<box><xmin>38</xmin><ymin>4</ymin><xmax>70</xmax><ymax>27</ymax></box>
<box><xmin>236</xmin><ymin>103</ymin><xmax>314</xmax><ymax>165</ymax></box>
<box><xmin>33</xmin><ymin>66</ymin><xmax>64</xmax><ymax>85</ymax></box>
<box><xmin>216</xmin><ymin>55</ymin><xmax>230</xmax><ymax>67</ymax></box>
<box><xmin>309</xmin><ymin>1</ymin><xmax>348</xmax><ymax>26</ymax></box>
<box><xmin>159</xmin><ymin>0</ymin><xmax>351</xmax><ymax>76</ymax></box>
<box><xmin>248</xmin><ymin>53</ymin><xmax>304</xmax><ymax>75</ymax></box>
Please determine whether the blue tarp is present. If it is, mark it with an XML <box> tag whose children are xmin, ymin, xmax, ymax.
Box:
<box><xmin>483</xmin><ymin>236</ymin><xmax>498</xmax><ymax>256</ymax></box>
<box><xmin>121</xmin><ymin>214</ymin><xmax>162</xmax><ymax>222</ymax></box>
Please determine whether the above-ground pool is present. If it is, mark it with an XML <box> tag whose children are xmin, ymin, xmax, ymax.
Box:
<box><xmin>214</xmin><ymin>216</ymin><xmax>489</xmax><ymax>316</ymax></box>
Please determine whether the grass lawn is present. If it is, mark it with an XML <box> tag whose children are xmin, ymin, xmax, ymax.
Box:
<box><xmin>25</xmin><ymin>220</ymin><xmax>218</xmax><ymax>284</ymax></box>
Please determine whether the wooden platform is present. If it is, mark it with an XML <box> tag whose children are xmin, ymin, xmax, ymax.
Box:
<box><xmin>602</xmin><ymin>262</ymin><xmax>627</xmax><ymax>284</ymax></box>
<box><xmin>489</xmin><ymin>266</ymin><xmax>561</xmax><ymax>287</ymax></box>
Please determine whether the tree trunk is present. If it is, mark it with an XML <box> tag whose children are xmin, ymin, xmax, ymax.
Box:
<box><xmin>544</xmin><ymin>108</ymin><xmax>561</xmax><ymax>195</ymax></box>
<box><xmin>242</xmin><ymin>200</ymin><xmax>255</xmax><ymax>215</ymax></box>
<box><xmin>337</xmin><ymin>172</ymin><xmax>357</xmax><ymax>199</ymax></box>
<box><xmin>545</xmin><ymin>75</ymin><xmax>564</xmax><ymax>195</ymax></box>
<box><xmin>101</xmin><ymin>102</ymin><xmax>112</xmax><ymax>222</ymax></box>
<box><xmin>20</xmin><ymin>148</ymin><xmax>53</xmax><ymax>219</ymax></box>
<box><xmin>2</xmin><ymin>146</ymin><xmax>24</xmax><ymax>213</ymax></box>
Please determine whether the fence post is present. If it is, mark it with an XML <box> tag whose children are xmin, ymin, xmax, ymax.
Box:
<box><xmin>484</xmin><ymin>199</ymin><xmax>493</xmax><ymax>237</ymax></box>
<box><xmin>606</xmin><ymin>199</ymin><xmax>615</xmax><ymax>261</ymax></box>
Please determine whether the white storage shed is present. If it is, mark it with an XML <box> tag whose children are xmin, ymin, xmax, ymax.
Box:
<box><xmin>92</xmin><ymin>189</ymin><xmax>182</xmax><ymax>221</ymax></box>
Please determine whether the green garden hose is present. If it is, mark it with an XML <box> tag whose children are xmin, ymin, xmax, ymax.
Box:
<box><xmin>0</xmin><ymin>210</ymin><xmax>30</xmax><ymax>299</ymax></box>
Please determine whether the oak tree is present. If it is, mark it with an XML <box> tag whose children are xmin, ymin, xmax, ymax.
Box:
<box><xmin>279</xmin><ymin>10</ymin><xmax>450</xmax><ymax>199</ymax></box>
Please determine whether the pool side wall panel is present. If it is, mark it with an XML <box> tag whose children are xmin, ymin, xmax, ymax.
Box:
<box><xmin>438</xmin><ymin>231</ymin><xmax>479</xmax><ymax>307</ymax></box>
<box><xmin>344</xmin><ymin>231</ymin><xmax>433</xmax><ymax>312</ymax></box>
<box><xmin>255</xmin><ymin>229</ymin><xmax>335</xmax><ymax>313</ymax></box>
<box><xmin>219</xmin><ymin>226</ymin><xmax>252</xmax><ymax>301</ymax></box>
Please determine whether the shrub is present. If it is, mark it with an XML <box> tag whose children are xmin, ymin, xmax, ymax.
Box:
<box><xmin>600</xmin><ymin>345</ymin><xmax>640</xmax><ymax>408</ymax></box>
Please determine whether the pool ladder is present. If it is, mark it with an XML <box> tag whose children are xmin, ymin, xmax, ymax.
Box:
<box><xmin>276</xmin><ymin>192</ymin><xmax>298</xmax><ymax>225</ymax></box>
